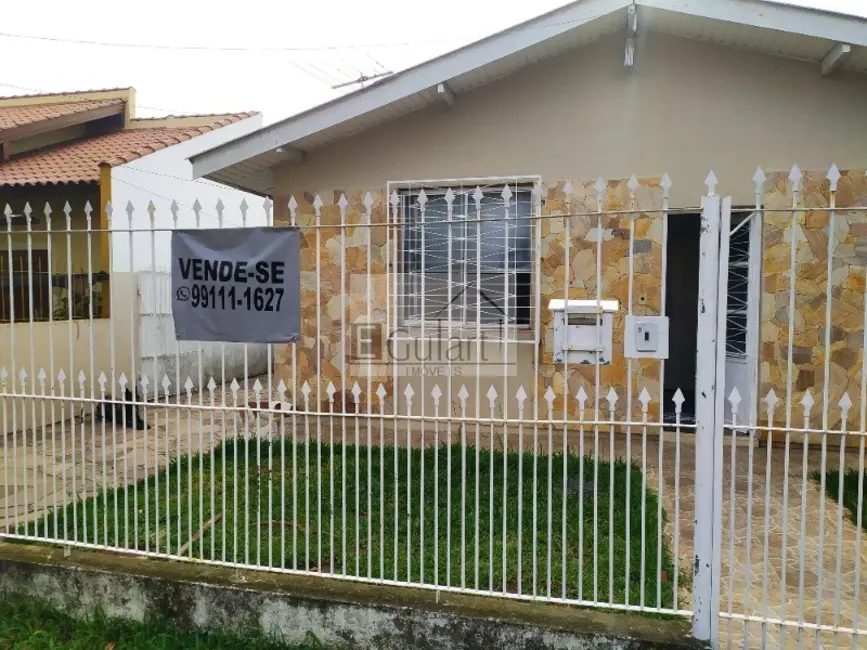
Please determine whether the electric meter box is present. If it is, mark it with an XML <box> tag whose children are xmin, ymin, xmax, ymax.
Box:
<box><xmin>624</xmin><ymin>315</ymin><xmax>670</xmax><ymax>359</ymax></box>
<box><xmin>549</xmin><ymin>299</ymin><xmax>619</xmax><ymax>365</ymax></box>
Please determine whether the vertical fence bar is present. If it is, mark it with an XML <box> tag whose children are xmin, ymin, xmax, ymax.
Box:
<box><xmin>378</xmin><ymin>384</ymin><xmax>386</xmax><ymax>582</ymax></box>
<box><xmin>445</xmin><ymin>188</ymin><xmax>454</xmax><ymax>589</ymax></box>
<box><xmin>761</xmin><ymin>389</ymin><xmax>778</xmax><ymax>647</ymax></box>
<box><xmin>353</xmin><ymin>383</ymin><xmax>361</xmax><ymax>577</ymax></box>
<box><xmin>1</xmin><ymin>366</ymin><xmax>8</xmax><ymax>535</ymax></box>
<box><xmin>592</xmin><ymin>177</ymin><xmax>605</xmax><ymax>605</ymax></box>
<box><xmin>44</xmin><ymin>204</ymin><xmax>58</xmax><ymax>540</ymax></box>
<box><xmin>624</xmin><ymin>178</ymin><xmax>637</xmax><ymax>608</ymax></box>
<box><xmin>726</xmin><ymin>388</ymin><xmax>739</xmax><ymax>650</ymax></box>
<box><xmin>364</xmin><ymin>193</ymin><xmax>373</xmax><ymax>581</ymax></box>
<box><xmin>473</xmin><ymin>186</ymin><xmax>482</xmax><ymax>591</ymax></box>
<box><xmin>692</xmin><ymin>175</ymin><xmax>723</xmax><ymax>643</ymax></box>
<box><xmin>382</xmin><ymin>191</ymin><xmax>391</xmax><ymax>583</ymax></box>
<box><xmin>287</xmin><ymin>207</ymin><xmax>299</xmax><ymax>573</ymax></box>
<box><xmin>417</xmin><ymin>190</ymin><xmax>427</xmax><ymax>586</ymax></box>
<box><xmin>216</xmin><ymin>201</ymin><xmax>227</xmax><ymax>565</ymax></box>
<box><xmin>25</xmin><ymin>205</ymin><xmax>37</xmax><ymax>540</ymax></box>
<box><xmin>338</xmin><ymin>194</ymin><xmax>348</xmax><ymax>577</ymax></box>
<box><xmin>240</xmin><ymin>201</ymin><xmax>250</xmax><ymax>566</ymax></box>
<box><xmin>389</xmin><ymin>190</ymin><xmax>399</xmax><ymax>583</ymax></box>
<box><xmin>606</xmin><ymin>387</ymin><xmax>617</xmax><ymax>604</ymax></box>
<box><xmin>433</xmin><ymin>384</ymin><xmax>442</xmax><ymax>590</ymax></box>
<box><xmin>853</xmin><ymin>264</ymin><xmax>867</xmax><ymax>649</ymax></box>
<box><xmin>489</xmin><ymin>384</ymin><xmax>497</xmax><ymax>592</ymax></box>
<box><xmin>5</xmin><ymin>210</ymin><xmax>20</xmax><ymax>536</ymax></box>
<box><xmin>833</xmin><ymin>392</ymin><xmax>851</xmax><ymax>649</ymax></box>
<box><xmin>502</xmin><ymin>184</ymin><xmax>512</xmax><ymax>596</ymax></box>
<box><xmin>230</xmin><ymin>378</ymin><xmax>239</xmax><ymax>564</ymax></box>
<box><xmin>313</xmin><ymin>194</ymin><xmax>323</xmax><ymax>572</ymax></box>
<box><xmin>405</xmin><ymin>384</ymin><xmax>414</xmax><ymax>582</ymax></box>
<box><xmin>780</xmin><ymin>166</ymin><xmax>802</xmax><ymax>649</ymax></box>
<box><xmin>561</xmin><ymin>182</ymin><xmax>572</xmax><ymax>601</ymax></box>
<box><xmin>797</xmin><ymin>390</ymin><xmax>815</xmax><ymax>647</ymax></box>
<box><xmin>816</xmin><ymin>165</ymin><xmax>841</xmax><ymax>640</ymax></box>
<box><xmin>64</xmin><ymin>204</ymin><xmax>76</xmax><ymax>543</ymax></box>
<box><xmin>531</xmin><ymin>182</ymin><xmax>543</xmax><ymax>599</ymax></box>
<box><xmin>673</xmin><ymin>388</ymin><xmax>685</xmax><ymax>610</ymax></box>
<box><xmin>102</xmin><ymin>201</ymin><xmax>120</xmax><ymax>549</ymax></box>
<box><xmin>657</xmin><ymin>176</ymin><xmax>672</xmax><ymax>611</ymax></box>
<box><xmin>459</xmin><ymin>384</ymin><xmax>468</xmax><ymax>588</ymax></box>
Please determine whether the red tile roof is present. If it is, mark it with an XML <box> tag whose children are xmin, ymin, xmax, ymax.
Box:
<box><xmin>0</xmin><ymin>99</ymin><xmax>125</xmax><ymax>135</ymax></box>
<box><xmin>0</xmin><ymin>113</ymin><xmax>256</xmax><ymax>187</ymax></box>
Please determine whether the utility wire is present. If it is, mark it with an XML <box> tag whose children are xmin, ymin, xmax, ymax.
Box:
<box><xmin>0</xmin><ymin>29</ymin><xmax>464</xmax><ymax>52</ymax></box>
<box><xmin>0</xmin><ymin>11</ymin><xmax>621</xmax><ymax>54</ymax></box>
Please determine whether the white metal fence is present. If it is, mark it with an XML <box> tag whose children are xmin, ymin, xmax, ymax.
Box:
<box><xmin>0</xmin><ymin>167</ymin><xmax>865</xmax><ymax>649</ymax></box>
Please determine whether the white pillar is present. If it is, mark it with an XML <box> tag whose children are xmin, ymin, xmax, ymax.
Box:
<box><xmin>692</xmin><ymin>175</ymin><xmax>728</xmax><ymax>647</ymax></box>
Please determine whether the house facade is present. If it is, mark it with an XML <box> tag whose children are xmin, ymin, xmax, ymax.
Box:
<box><xmin>190</xmin><ymin>0</ymin><xmax>867</xmax><ymax>433</ymax></box>
<box><xmin>0</xmin><ymin>88</ymin><xmax>269</xmax><ymax>430</ymax></box>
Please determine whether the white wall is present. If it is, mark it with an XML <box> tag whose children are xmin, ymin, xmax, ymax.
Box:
<box><xmin>110</xmin><ymin>116</ymin><xmax>270</xmax><ymax>391</ymax></box>
<box><xmin>138</xmin><ymin>271</ymin><xmax>268</xmax><ymax>394</ymax></box>
<box><xmin>111</xmin><ymin>115</ymin><xmax>268</xmax><ymax>272</ymax></box>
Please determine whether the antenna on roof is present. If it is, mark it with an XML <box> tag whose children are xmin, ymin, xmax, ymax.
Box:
<box><xmin>331</xmin><ymin>70</ymin><xmax>393</xmax><ymax>90</ymax></box>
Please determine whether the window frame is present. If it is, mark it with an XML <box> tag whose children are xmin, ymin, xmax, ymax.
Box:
<box><xmin>390</xmin><ymin>178</ymin><xmax>540</xmax><ymax>334</ymax></box>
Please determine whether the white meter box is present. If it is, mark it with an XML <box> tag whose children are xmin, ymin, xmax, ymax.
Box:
<box><xmin>549</xmin><ymin>299</ymin><xmax>619</xmax><ymax>365</ymax></box>
<box><xmin>624</xmin><ymin>315</ymin><xmax>669</xmax><ymax>359</ymax></box>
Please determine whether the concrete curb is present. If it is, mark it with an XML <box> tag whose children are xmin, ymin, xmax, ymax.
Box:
<box><xmin>0</xmin><ymin>542</ymin><xmax>707</xmax><ymax>650</ymax></box>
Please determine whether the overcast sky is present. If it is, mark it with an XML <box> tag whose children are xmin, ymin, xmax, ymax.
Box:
<box><xmin>1</xmin><ymin>0</ymin><xmax>865</xmax><ymax>124</ymax></box>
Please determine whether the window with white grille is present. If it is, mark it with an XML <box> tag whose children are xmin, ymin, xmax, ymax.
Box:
<box><xmin>399</xmin><ymin>186</ymin><xmax>533</xmax><ymax>328</ymax></box>
<box><xmin>725</xmin><ymin>217</ymin><xmax>751</xmax><ymax>356</ymax></box>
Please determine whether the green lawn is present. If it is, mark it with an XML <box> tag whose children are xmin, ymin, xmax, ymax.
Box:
<box><xmin>0</xmin><ymin>597</ymin><xmax>333</xmax><ymax>650</ymax></box>
<box><xmin>814</xmin><ymin>467</ymin><xmax>867</xmax><ymax>532</ymax></box>
<box><xmin>27</xmin><ymin>438</ymin><xmax>678</xmax><ymax>608</ymax></box>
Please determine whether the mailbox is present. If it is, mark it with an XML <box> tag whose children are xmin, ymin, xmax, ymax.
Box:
<box><xmin>549</xmin><ymin>299</ymin><xmax>619</xmax><ymax>365</ymax></box>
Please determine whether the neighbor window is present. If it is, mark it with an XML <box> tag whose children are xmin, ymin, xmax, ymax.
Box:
<box><xmin>400</xmin><ymin>186</ymin><xmax>533</xmax><ymax>328</ymax></box>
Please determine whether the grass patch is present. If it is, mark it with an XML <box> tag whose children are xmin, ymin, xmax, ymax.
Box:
<box><xmin>24</xmin><ymin>437</ymin><xmax>679</xmax><ymax>609</ymax></box>
<box><xmin>812</xmin><ymin>467</ymin><xmax>867</xmax><ymax>532</ymax></box>
<box><xmin>0</xmin><ymin>596</ymin><xmax>333</xmax><ymax>649</ymax></box>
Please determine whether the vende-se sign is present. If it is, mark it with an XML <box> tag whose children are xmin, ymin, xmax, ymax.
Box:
<box><xmin>171</xmin><ymin>227</ymin><xmax>301</xmax><ymax>343</ymax></box>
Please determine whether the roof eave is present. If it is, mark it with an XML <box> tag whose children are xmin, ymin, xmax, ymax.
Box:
<box><xmin>190</xmin><ymin>0</ymin><xmax>867</xmax><ymax>188</ymax></box>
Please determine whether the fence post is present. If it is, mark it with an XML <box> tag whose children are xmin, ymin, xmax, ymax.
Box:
<box><xmin>692</xmin><ymin>173</ymin><xmax>727</xmax><ymax>646</ymax></box>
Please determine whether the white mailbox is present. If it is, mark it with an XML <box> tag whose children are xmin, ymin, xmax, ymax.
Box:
<box><xmin>549</xmin><ymin>299</ymin><xmax>619</xmax><ymax>365</ymax></box>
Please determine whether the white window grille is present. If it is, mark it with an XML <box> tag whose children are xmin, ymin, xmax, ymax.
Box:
<box><xmin>399</xmin><ymin>185</ymin><xmax>534</xmax><ymax>330</ymax></box>
<box><xmin>725</xmin><ymin>216</ymin><xmax>751</xmax><ymax>356</ymax></box>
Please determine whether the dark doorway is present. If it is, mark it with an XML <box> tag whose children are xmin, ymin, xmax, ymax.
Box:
<box><xmin>663</xmin><ymin>214</ymin><xmax>701</xmax><ymax>424</ymax></box>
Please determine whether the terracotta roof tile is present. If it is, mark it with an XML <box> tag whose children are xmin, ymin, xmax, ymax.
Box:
<box><xmin>0</xmin><ymin>113</ymin><xmax>254</xmax><ymax>187</ymax></box>
<box><xmin>0</xmin><ymin>100</ymin><xmax>125</xmax><ymax>134</ymax></box>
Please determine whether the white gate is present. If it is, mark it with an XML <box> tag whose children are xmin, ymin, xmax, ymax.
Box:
<box><xmin>695</xmin><ymin>166</ymin><xmax>867</xmax><ymax>649</ymax></box>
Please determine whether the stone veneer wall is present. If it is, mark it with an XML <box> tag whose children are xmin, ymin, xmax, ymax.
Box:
<box><xmin>275</xmin><ymin>177</ymin><xmax>668</xmax><ymax>421</ymax></box>
<box><xmin>274</xmin><ymin>168</ymin><xmax>867</xmax><ymax>431</ymax></box>
<box><xmin>759</xmin><ymin>168</ymin><xmax>867</xmax><ymax>432</ymax></box>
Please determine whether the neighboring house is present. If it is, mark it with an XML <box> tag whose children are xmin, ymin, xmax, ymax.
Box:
<box><xmin>192</xmin><ymin>0</ymin><xmax>867</xmax><ymax>432</ymax></box>
<box><xmin>0</xmin><ymin>88</ymin><xmax>269</xmax><ymax>430</ymax></box>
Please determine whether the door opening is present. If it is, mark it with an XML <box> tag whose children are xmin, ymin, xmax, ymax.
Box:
<box><xmin>663</xmin><ymin>214</ymin><xmax>701</xmax><ymax>424</ymax></box>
